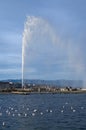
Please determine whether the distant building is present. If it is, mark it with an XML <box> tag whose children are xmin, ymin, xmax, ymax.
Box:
<box><xmin>0</xmin><ymin>82</ymin><xmax>10</xmax><ymax>89</ymax></box>
<box><xmin>81</xmin><ymin>88</ymin><xmax>86</xmax><ymax>91</ymax></box>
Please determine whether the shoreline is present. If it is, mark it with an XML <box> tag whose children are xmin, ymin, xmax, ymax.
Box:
<box><xmin>0</xmin><ymin>81</ymin><xmax>86</xmax><ymax>95</ymax></box>
<box><xmin>0</xmin><ymin>90</ymin><xmax>86</xmax><ymax>95</ymax></box>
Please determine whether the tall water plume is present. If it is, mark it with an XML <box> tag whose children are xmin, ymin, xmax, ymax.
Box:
<box><xmin>22</xmin><ymin>16</ymin><xmax>58</xmax><ymax>87</ymax></box>
<box><xmin>22</xmin><ymin>16</ymin><xmax>85</xmax><ymax>88</ymax></box>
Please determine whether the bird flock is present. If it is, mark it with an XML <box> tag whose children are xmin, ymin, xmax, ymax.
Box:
<box><xmin>0</xmin><ymin>101</ymin><xmax>85</xmax><ymax>128</ymax></box>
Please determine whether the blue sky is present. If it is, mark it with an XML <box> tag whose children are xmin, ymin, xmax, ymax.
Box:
<box><xmin>0</xmin><ymin>0</ymin><xmax>86</xmax><ymax>80</ymax></box>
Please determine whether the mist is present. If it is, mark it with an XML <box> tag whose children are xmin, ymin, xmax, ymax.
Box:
<box><xmin>22</xmin><ymin>16</ymin><xmax>86</xmax><ymax>88</ymax></box>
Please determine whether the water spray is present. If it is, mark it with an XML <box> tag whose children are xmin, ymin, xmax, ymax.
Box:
<box><xmin>22</xmin><ymin>16</ymin><xmax>85</xmax><ymax>88</ymax></box>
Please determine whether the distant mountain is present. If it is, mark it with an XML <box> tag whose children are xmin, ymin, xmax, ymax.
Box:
<box><xmin>1</xmin><ymin>79</ymin><xmax>83</xmax><ymax>88</ymax></box>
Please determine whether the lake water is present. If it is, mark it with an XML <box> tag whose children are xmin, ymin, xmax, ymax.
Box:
<box><xmin>0</xmin><ymin>93</ymin><xmax>86</xmax><ymax>130</ymax></box>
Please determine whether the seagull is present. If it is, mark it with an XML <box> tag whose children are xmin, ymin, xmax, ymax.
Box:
<box><xmin>40</xmin><ymin>112</ymin><xmax>43</xmax><ymax>115</ymax></box>
<box><xmin>24</xmin><ymin>113</ymin><xmax>27</xmax><ymax>117</ymax></box>
<box><xmin>71</xmin><ymin>106</ymin><xmax>73</xmax><ymax>110</ymax></box>
<box><xmin>73</xmin><ymin>109</ymin><xmax>76</xmax><ymax>112</ymax></box>
<box><xmin>11</xmin><ymin>108</ymin><xmax>13</xmax><ymax>111</ymax></box>
<box><xmin>32</xmin><ymin>113</ymin><xmax>35</xmax><ymax>116</ymax></box>
<box><xmin>63</xmin><ymin>106</ymin><xmax>65</xmax><ymax>109</ymax></box>
<box><xmin>15</xmin><ymin>110</ymin><xmax>18</xmax><ymax>112</ymax></box>
<box><xmin>50</xmin><ymin>110</ymin><xmax>52</xmax><ymax>113</ymax></box>
<box><xmin>12</xmin><ymin>114</ymin><xmax>15</xmax><ymax>117</ymax></box>
<box><xmin>0</xmin><ymin>113</ymin><xmax>2</xmax><ymax>116</ymax></box>
<box><xmin>27</xmin><ymin>108</ymin><xmax>29</xmax><ymax>111</ymax></box>
<box><xmin>6</xmin><ymin>109</ymin><xmax>9</xmax><ymax>113</ymax></box>
<box><xmin>2</xmin><ymin>122</ymin><xmax>5</xmax><ymax>126</ymax></box>
<box><xmin>61</xmin><ymin>110</ymin><xmax>64</xmax><ymax>113</ymax></box>
<box><xmin>81</xmin><ymin>107</ymin><xmax>84</xmax><ymax>109</ymax></box>
<box><xmin>18</xmin><ymin>113</ymin><xmax>21</xmax><ymax>117</ymax></box>
<box><xmin>33</xmin><ymin>109</ymin><xmax>37</xmax><ymax>112</ymax></box>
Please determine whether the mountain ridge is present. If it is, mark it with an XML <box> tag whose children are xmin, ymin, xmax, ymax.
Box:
<box><xmin>1</xmin><ymin>79</ymin><xmax>83</xmax><ymax>88</ymax></box>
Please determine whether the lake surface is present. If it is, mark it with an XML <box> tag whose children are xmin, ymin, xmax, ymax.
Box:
<box><xmin>0</xmin><ymin>93</ymin><xmax>86</xmax><ymax>130</ymax></box>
